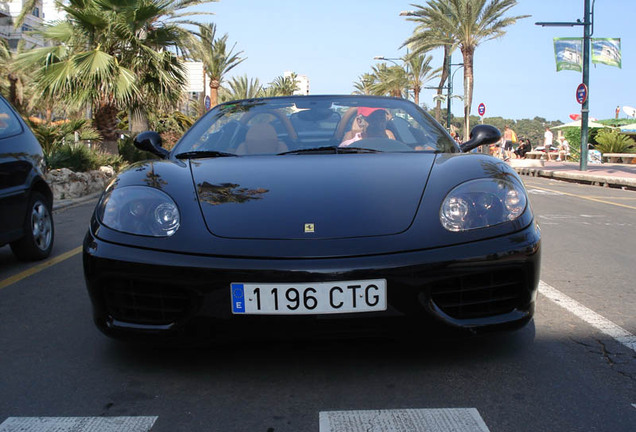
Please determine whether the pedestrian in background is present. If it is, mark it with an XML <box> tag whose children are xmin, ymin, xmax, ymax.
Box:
<box><xmin>544</xmin><ymin>127</ymin><xmax>553</xmax><ymax>151</ymax></box>
<box><xmin>503</xmin><ymin>125</ymin><xmax>517</xmax><ymax>160</ymax></box>
<box><xmin>515</xmin><ymin>138</ymin><xmax>531</xmax><ymax>159</ymax></box>
<box><xmin>557</xmin><ymin>136</ymin><xmax>569</xmax><ymax>161</ymax></box>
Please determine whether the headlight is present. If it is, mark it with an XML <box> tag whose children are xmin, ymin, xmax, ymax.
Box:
<box><xmin>440</xmin><ymin>178</ymin><xmax>527</xmax><ymax>232</ymax></box>
<box><xmin>97</xmin><ymin>186</ymin><xmax>180</xmax><ymax>237</ymax></box>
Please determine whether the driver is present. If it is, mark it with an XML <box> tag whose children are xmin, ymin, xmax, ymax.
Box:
<box><xmin>340</xmin><ymin>107</ymin><xmax>395</xmax><ymax>147</ymax></box>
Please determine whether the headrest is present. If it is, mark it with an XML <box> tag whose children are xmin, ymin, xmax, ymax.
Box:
<box><xmin>246</xmin><ymin>123</ymin><xmax>277</xmax><ymax>143</ymax></box>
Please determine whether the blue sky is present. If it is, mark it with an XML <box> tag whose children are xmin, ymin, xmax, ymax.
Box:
<box><xmin>202</xmin><ymin>0</ymin><xmax>635</xmax><ymax>123</ymax></box>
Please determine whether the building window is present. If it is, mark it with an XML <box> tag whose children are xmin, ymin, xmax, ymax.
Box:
<box><xmin>32</xmin><ymin>7</ymin><xmax>40</xmax><ymax>18</ymax></box>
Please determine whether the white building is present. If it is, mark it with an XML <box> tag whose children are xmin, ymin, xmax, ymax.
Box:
<box><xmin>295</xmin><ymin>74</ymin><xmax>310</xmax><ymax>96</ymax></box>
<box><xmin>0</xmin><ymin>0</ymin><xmax>45</xmax><ymax>49</ymax></box>
<box><xmin>182</xmin><ymin>60</ymin><xmax>211</xmax><ymax>114</ymax></box>
<box><xmin>42</xmin><ymin>0</ymin><xmax>65</xmax><ymax>22</ymax></box>
<box><xmin>284</xmin><ymin>71</ymin><xmax>310</xmax><ymax>95</ymax></box>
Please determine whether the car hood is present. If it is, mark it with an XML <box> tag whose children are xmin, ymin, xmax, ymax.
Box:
<box><xmin>191</xmin><ymin>154</ymin><xmax>435</xmax><ymax>240</ymax></box>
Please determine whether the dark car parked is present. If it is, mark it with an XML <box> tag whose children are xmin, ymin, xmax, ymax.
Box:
<box><xmin>83</xmin><ymin>95</ymin><xmax>540</xmax><ymax>343</ymax></box>
<box><xmin>0</xmin><ymin>95</ymin><xmax>54</xmax><ymax>260</ymax></box>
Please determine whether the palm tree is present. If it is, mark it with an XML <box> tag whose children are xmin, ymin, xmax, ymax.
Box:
<box><xmin>370</xmin><ymin>63</ymin><xmax>408</xmax><ymax>98</ymax></box>
<box><xmin>16</xmin><ymin>0</ymin><xmax>214</xmax><ymax>153</ymax></box>
<box><xmin>191</xmin><ymin>23</ymin><xmax>245</xmax><ymax>110</ymax></box>
<box><xmin>404</xmin><ymin>0</ymin><xmax>528</xmax><ymax>137</ymax></box>
<box><xmin>268</xmin><ymin>73</ymin><xmax>299</xmax><ymax>96</ymax></box>
<box><xmin>353</xmin><ymin>73</ymin><xmax>376</xmax><ymax>95</ymax></box>
<box><xmin>0</xmin><ymin>39</ymin><xmax>22</xmax><ymax>109</ymax></box>
<box><xmin>402</xmin><ymin>1</ymin><xmax>455</xmax><ymax>123</ymax></box>
<box><xmin>405</xmin><ymin>54</ymin><xmax>440</xmax><ymax>107</ymax></box>
<box><xmin>219</xmin><ymin>75</ymin><xmax>263</xmax><ymax>102</ymax></box>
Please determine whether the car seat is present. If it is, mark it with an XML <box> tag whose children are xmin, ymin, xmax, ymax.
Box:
<box><xmin>236</xmin><ymin>123</ymin><xmax>288</xmax><ymax>155</ymax></box>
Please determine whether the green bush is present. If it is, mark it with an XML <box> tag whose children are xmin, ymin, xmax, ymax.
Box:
<box><xmin>29</xmin><ymin>119</ymin><xmax>101</xmax><ymax>161</ymax></box>
<box><xmin>593</xmin><ymin>129</ymin><xmax>636</xmax><ymax>154</ymax></box>
<box><xmin>48</xmin><ymin>142</ymin><xmax>123</xmax><ymax>172</ymax></box>
<box><xmin>562</xmin><ymin>128</ymin><xmax>581</xmax><ymax>161</ymax></box>
<box><xmin>559</xmin><ymin>127</ymin><xmax>619</xmax><ymax>161</ymax></box>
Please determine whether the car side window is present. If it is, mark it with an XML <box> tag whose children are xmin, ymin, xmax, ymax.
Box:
<box><xmin>0</xmin><ymin>99</ymin><xmax>23</xmax><ymax>139</ymax></box>
<box><xmin>389</xmin><ymin>115</ymin><xmax>417</xmax><ymax>145</ymax></box>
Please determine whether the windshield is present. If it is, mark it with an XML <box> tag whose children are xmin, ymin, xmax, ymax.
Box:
<box><xmin>173</xmin><ymin>95</ymin><xmax>458</xmax><ymax>156</ymax></box>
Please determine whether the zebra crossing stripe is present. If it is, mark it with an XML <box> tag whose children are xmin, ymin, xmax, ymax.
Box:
<box><xmin>319</xmin><ymin>408</ymin><xmax>490</xmax><ymax>432</ymax></box>
<box><xmin>0</xmin><ymin>416</ymin><xmax>157</xmax><ymax>432</ymax></box>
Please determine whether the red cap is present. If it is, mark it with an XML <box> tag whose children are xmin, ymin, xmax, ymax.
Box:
<box><xmin>357</xmin><ymin>107</ymin><xmax>384</xmax><ymax>117</ymax></box>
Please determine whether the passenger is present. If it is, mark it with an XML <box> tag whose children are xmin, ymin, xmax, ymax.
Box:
<box><xmin>340</xmin><ymin>107</ymin><xmax>395</xmax><ymax>147</ymax></box>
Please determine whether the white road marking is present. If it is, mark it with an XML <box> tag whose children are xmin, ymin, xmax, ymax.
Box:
<box><xmin>0</xmin><ymin>417</ymin><xmax>157</xmax><ymax>432</ymax></box>
<box><xmin>537</xmin><ymin>214</ymin><xmax>633</xmax><ymax>227</ymax></box>
<box><xmin>319</xmin><ymin>408</ymin><xmax>489</xmax><ymax>432</ymax></box>
<box><xmin>539</xmin><ymin>281</ymin><xmax>636</xmax><ymax>353</ymax></box>
<box><xmin>527</xmin><ymin>189</ymin><xmax>564</xmax><ymax>196</ymax></box>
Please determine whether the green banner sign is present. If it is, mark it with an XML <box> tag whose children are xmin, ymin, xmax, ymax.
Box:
<box><xmin>554</xmin><ymin>37</ymin><xmax>622</xmax><ymax>72</ymax></box>
<box><xmin>592</xmin><ymin>38</ymin><xmax>621</xmax><ymax>68</ymax></box>
<box><xmin>554</xmin><ymin>38</ymin><xmax>582</xmax><ymax>72</ymax></box>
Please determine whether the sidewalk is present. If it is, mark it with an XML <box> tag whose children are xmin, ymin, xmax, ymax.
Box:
<box><xmin>52</xmin><ymin>192</ymin><xmax>102</xmax><ymax>211</ymax></box>
<box><xmin>510</xmin><ymin>159</ymin><xmax>636</xmax><ymax>190</ymax></box>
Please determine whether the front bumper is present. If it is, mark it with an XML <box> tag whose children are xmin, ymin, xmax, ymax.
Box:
<box><xmin>83</xmin><ymin>223</ymin><xmax>541</xmax><ymax>341</ymax></box>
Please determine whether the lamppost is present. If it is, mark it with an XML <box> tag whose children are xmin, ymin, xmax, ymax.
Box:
<box><xmin>536</xmin><ymin>0</ymin><xmax>593</xmax><ymax>171</ymax></box>
<box><xmin>373</xmin><ymin>56</ymin><xmax>400</xmax><ymax>66</ymax></box>
<box><xmin>426</xmin><ymin>61</ymin><xmax>463</xmax><ymax>131</ymax></box>
<box><xmin>446</xmin><ymin>62</ymin><xmax>464</xmax><ymax>131</ymax></box>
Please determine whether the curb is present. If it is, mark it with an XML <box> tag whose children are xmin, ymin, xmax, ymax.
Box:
<box><xmin>513</xmin><ymin>167</ymin><xmax>636</xmax><ymax>190</ymax></box>
<box><xmin>53</xmin><ymin>192</ymin><xmax>102</xmax><ymax>212</ymax></box>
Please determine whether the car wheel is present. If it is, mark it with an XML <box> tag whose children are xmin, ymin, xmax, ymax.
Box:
<box><xmin>10</xmin><ymin>192</ymin><xmax>54</xmax><ymax>261</ymax></box>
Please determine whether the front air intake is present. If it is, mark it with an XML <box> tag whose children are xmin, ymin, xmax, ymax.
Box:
<box><xmin>102</xmin><ymin>278</ymin><xmax>195</xmax><ymax>325</ymax></box>
<box><xmin>429</xmin><ymin>268</ymin><xmax>526</xmax><ymax>319</ymax></box>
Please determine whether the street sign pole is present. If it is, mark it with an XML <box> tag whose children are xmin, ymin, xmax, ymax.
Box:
<box><xmin>580</xmin><ymin>0</ymin><xmax>591</xmax><ymax>171</ymax></box>
<box><xmin>446</xmin><ymin>53</ymin><xmax>452</xmax><ymax>131</ymax></box>
<box><xmin>536</xmin><ymin>0</ymin><xmax>596</xmax><ymax>172</ymax></box>
<box><xmin>478</xmin><ymin>103</ymin><xmax>485</xmax><ymax>124</ymax></box>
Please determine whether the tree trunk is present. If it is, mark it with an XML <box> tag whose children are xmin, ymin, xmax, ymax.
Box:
<box><xmin>434</xmin><ymin>46</ymin><xmax>450</xmax><ymax>124</ymax></box>
<box><xmin>93</xmin><ymin>103</ymin><xmax>121</xmax><ymax>154</ymax></box>
<box><xmin>8</xmin><ymin>73</ymin><xmax>20</xmax><ymax>110</ymax></box>
<box><xmin>461</xmin><ymin>48</ymin><xmax>475</xmax><ymax>141</ymax></box>
<box><xmin>209</xmin><ymin>79</ymin><xmax>220</xmax><ymax>109</ymax></box>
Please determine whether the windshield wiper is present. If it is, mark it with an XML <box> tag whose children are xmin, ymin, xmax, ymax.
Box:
<box><xmin>277</xmin><ymin>146</ymin><xmax>339</xmax><ymax>155</ymax></box>
<box><xmin>278</xmin><ymin>146</ymin><xmax>382</xmax><ymax>155</ymax></box>
<box><xmin>175</xmin><ymin>150</ymin><xmax>238</xmax><ymax>159</ymax></box>
<box><xmin>337</xmin><ymin>147</ymin><xmax>382</xmax><ymax>153</ymax></box>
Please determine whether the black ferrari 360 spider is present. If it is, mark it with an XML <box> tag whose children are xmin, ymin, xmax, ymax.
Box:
<box><xmin>83</xmin><ymin>95</ymin><xmax>540</xmax><ymax>342</ymax></box>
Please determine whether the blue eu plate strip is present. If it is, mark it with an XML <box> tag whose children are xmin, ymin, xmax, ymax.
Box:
<box><xmin>231</xmin><ymin>283</ymin><xmax>245</xmax><ymax>313</ymax></box>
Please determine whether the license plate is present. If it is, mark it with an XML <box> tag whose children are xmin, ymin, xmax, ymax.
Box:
<box><xmin>230</xmin><ymin>279</ymin><xmax>387</xmax><ymax>315</ymax></box>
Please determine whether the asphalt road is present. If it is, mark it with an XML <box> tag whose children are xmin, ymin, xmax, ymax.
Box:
<box><xmin>0</xmin><ymin>178</ymin><xmax>634</xmax><ymax>432</ymax></box>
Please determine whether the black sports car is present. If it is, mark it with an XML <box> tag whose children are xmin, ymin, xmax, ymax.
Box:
<box><xmin>83</xmin><ymin>95</ymin><xmax>540</xmax><ymax>342</ymax></box>
<box><xmin>0</xmin><ymin>95</ymin><xmax>54</xmax><ymax>261</ymax></box>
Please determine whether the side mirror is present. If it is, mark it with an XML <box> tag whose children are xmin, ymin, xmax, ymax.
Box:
<box><xmin>133</xmin><ymin>131</ymin><xmax>169</xmax><ymax>159</ymax></box>
<box><xmin>460</xmin><ymin>125</ymin><xmax>501</xmax><ymax>153</ymax></box>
